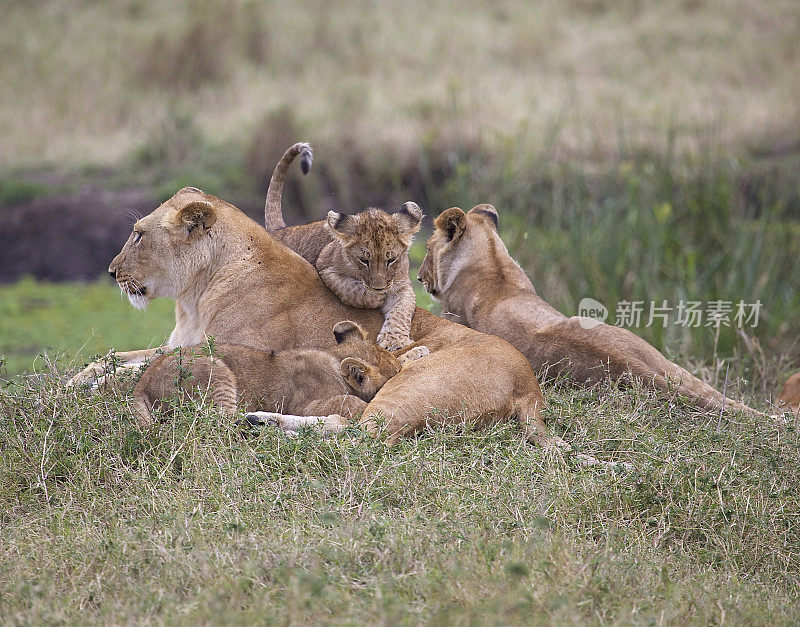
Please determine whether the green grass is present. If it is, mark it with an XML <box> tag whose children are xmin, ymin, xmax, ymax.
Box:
<box><xmin>0</xmin><ymin>279</ymin><xmax>797</xmax><ymax>621</ymax></box>
<box><xmin>1</xmin><ymin>359</ymin><xmax>798</xmax><ymax>622</ymax></box>
<box><xmin>0</xmin><ymin>278</ymin><xmax>173</xmax><ymax>377</ymax></box>
<box><xmin>2</xmin><ymin>1</ymin><xmax>800</xmax><ymax>620</ymax></box>
<box><xmin>0</xmin><ymin>179</ymin><xmax>52</xmax><ymax>206</ymax></box>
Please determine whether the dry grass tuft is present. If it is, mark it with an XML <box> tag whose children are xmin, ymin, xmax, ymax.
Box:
<box><xmin>2</xmin><ymin>0</ymin><xmax>799</xmax><ymax>169</ymax></box>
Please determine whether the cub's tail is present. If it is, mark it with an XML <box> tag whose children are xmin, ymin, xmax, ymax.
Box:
<box><xmin>265</xmin><ymin>142</ymin><xmax>313</xmax><ymax>231</ymax></box>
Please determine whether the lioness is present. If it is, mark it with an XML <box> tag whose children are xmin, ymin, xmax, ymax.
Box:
<box><xmin>73</xmin><ymin>186</ymin><xmax>551</xmax><ymax>447</ymax></box>
<box><xmin>316</xmin><ymin>204</ymin><xmax>422</xmax><ymax>350</ymax></box>
<box><xmin>133</xmin><ymin>320</ymin><xmax>425</xmax><ymax>426</ymax></box>
<box><xmin>418</xmin><ymin>204</ymin><xmax>760</xmax><ymax>415</ymax></box>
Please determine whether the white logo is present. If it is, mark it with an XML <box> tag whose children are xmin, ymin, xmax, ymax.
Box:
<box><xmin>578</xmin><ymin>297</ymin><xmax>608</xmax><ymax>329</ymax></box>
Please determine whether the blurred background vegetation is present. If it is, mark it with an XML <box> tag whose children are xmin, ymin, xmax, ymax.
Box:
<box><xmin>1</xmin><ymin>0</ymin><xmax>799</xmax><ymax>382</ymax></box>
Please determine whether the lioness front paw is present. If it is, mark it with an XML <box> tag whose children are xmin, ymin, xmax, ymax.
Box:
<box><xmin>377</xmin><ymin>331</ymin><xmax>413</xmax><ymax>351</ymax></box>
<box><xmin>66</xmin><ymin>361</ymin><xmax>111</xmax><ymax>388</ymax></box>
<box><xmin>398</xmin><ymin>345</ymin><xmax>430</xmax><ymax>366</ymax></box>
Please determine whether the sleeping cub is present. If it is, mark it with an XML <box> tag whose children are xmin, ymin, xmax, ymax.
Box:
<box><xmin>316</xmin><ymin>202</ymin><xmax>423</xmax><ymax>350</ymax></box>
<box><xmin>133</xmin><ymin>320</ymin><xmax>423</xmax><ymax>426</ymax></box>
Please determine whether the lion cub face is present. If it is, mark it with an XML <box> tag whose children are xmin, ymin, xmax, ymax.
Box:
<box><xmin>418</xmin><ymin>204</ymin><xmax>499</xmax><ymax>299</ymax></box>
<box><xmin>325</xmin><ymin>204</ymin><xmax>422</xmax><ymax>291</ymax></box>
<box><xmin>332</xmin><ymin>320</ymin><xmax>402</xmax><ymax>399</ymax></box>
<box><xmin>108</xmin><ymin>187</ymin><xmax>217</xmax><ymax>310</ymax></box>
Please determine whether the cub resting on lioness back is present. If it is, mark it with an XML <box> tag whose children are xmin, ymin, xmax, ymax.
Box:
<box><xmin>317</xmin><ymin>203</ymin><xmax>423</xmax><ymax>350</ymax></box>
<box><xmin>418</xmin><ymin>203</ymin><xmax>761</xmax><ymax>416</ymax></box>
<box><xmin>134</xmin><ymin>320</ymin><xmax>427</xmax><ymax>427</ymax></box>
<box><xmin>264</xmin><ymin>143</ymin><xmax>423</xmax><ymax>350</ymax></box>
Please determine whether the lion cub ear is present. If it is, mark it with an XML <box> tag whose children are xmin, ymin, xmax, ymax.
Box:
<box><xmin>174</xmin><ymin>200</ymin><xmax>217</xmax><ymax>239</ymax></box>
<box><xmin>434</xmin><ymin>207</ymin><xmax>467</xmax><ymax>242</ymax></box>
<box><xmin>392</xmin><ymin>202</ymin><xmax>423</xmax><ymax>236</ymax></box>
<box><xmin>326</xmin><ymin>211</ymin><xmax>358</xmax><ymax>241</ymax></box>
<box><xmin>339</xmin><ymin>357</ymin><xmax>373</xmax><ymax>393</ymax></box>
<box><xmin>468</xmin><ymin>204</ymin><xmax>499</xmax><ymax>230</ymax></box>
<box><xmin>333</xmin><ymin>320</ymin><xmax>369</xmax><ymax>344</ymax></box>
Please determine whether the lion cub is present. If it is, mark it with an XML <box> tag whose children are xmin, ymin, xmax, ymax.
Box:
<box><xmin>133</xmin><ymin>321</ymin><xmax>414</xmax><ymax>426</ymax></box>
<box><xmin>317</xmin><ymin>202</ymin><xmax>423</xmax><ymax>350</ymax></box>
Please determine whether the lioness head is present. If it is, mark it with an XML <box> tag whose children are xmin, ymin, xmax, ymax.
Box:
<box><xmin>108</xmin><ymin>187</ymin><xmax>218</xmax><ymax>310</ymax></box>
<box><xmin>332</xmin><ymin>320</ymin><xmax>402</xmax><ymax>400</ymax></box>
<box><xmin>418</xmin><ymin>204</ymin><xmax>499</xmax><ymax>298</ymax></box>
<box><xmin>325</xmin><ymin>202</ymin><xmax>422</xmax><ymax>291</ymax></box>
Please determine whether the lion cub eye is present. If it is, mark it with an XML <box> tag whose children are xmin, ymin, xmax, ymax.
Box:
<box><xmin>358</xmin><ymin>257</ymin><xmax>370</xmax><ymax>266</ymax></box>
<box><xmin>133</xmin><ymin>231</ymin><xmax>143</xmax><ymax>244</ymax></box>
<box><xmin>386</xmin><ymin>257</ymin><xmax>397</xmax><ymax>266</ymax></box>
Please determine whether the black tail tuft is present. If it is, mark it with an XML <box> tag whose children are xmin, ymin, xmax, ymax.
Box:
<box><xmin>299</xmin><ymin>144</ymin><xmax>313</xmax><ymax>175</ymax></box>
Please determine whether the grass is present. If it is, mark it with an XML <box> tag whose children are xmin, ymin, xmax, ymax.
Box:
<box><xmin>0</xmin><ymin>278</ymin><xmax>174</xmax><ymax>376</ymax></box>
<box><xmin>1</xmin><ymin>357</ymin><xmax>798</xmax><ymax>622</ymax></box>
<box><xmin>2</xmin><ymin>0</ymin><xmax>799</xmax><ymax>170</ymax></box>
<box><xmin>2</xmin><ymin>1</ymin><xmax>800</xmax><ymax>620</ymax></box>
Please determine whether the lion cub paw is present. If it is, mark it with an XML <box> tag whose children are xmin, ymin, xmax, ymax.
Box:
<box><xmin>377</xmin><ymin>331</ymin><xmax>413</xmax><ymax>351</ymax></box>
<box><xmin>398</xmin><ymin>345</ymin><xmax>430</xmax><ymax>366</ymax></box>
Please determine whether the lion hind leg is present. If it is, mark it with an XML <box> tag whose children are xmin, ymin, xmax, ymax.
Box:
<box><xmin>513</xmin><ymin>388</ymin><xmax>632</xmax><ymax>470</ymax></box>
<box><xmin>512</xmin><ymin>385</ymin><xmax>549</xmax><ymax>446</ymax></box>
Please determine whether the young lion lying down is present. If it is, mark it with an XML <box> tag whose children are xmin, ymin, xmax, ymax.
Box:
<box><xmin>317</xmin><ymin>203</ymin><xmax>423</xmax><ymax>350</ymax></box>
<box><xmin>133</xmin><ymin>320</ymin><xmax>425</xmax><ymax>426</ymax></box>
<box><xmin>419</xmin><ymin>204</ymin><xmax>761</xmax><ymax>415</ymax></box>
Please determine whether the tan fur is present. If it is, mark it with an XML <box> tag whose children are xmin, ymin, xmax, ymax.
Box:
<box><xmin>71</xmin><ymin>186</ymin><xmax>550</xmax><ymax>446</ymax></box>
<box><xmin>133</xmin><ymin>321</ymin><xmax>402</xmax><ymax>426</ymax></box>
<box><xmin>264</xmin><ymin>142</ymin><xmax>312</xmax><ymax>230</ymax></box>
<box><xmin>264</xmin><ymin>141</ymin><xmax>332</xmax><ymax>265</ymax></box>
<box><xmin>317</xmin><ymin>204</ymin><xmax>422</xmax><ymax>350</ymax></box>
<box><xmin>419</xmin><ymin>204</ymin><xmax>761</xmax><ymax>415</ymax></box>
<box><xmin>777</xmin><ymin>372</ymin><xmax>800</xmax><ymax>415</ymax></box>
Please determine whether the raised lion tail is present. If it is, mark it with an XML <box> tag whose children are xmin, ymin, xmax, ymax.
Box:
<box><xmin>265</xmin><ymin>142</ymin><xmax>313</xmax><ymax>231</ymax></box>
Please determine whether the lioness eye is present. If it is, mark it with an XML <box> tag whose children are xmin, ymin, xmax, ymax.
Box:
<box><xmin>133</xmin><ymin>231</ymin><xmax>142</xmax><ymax>244</ymax></box>
<box><xmin>358</xmin><ymin>257</ymin><xmax>369</xmax><ymax>266</ymax></box>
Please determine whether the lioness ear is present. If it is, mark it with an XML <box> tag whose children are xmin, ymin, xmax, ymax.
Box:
<box><xmin>175</xmin><ymin>200</ymin><xmax>216</xmax><ymax>239</ymax></box>
<box><xmin>434</xmin><ymin>207</ymin><xmax>467</xmax><ymax>242</ymax></box>
<box><xmin>468</xmin><ymin>204</ymin><xmax>499</xmax><ymax>230</ymax></box>
<box><xmin>392</xmin><ymin>202</ymin><xmax>423</xmax><ymax>235</ymax></box>
<box><xmin>333</xmin><ymin>320</ymin><xmax>368</xmax><ymax>344</ymax></box>
<box><xmin>339</xmin><ymin>357</ymin><xmax>371</xmax><ymax>391</ymax></box>
<box><xmin>326</xmin><ymin>211</ymin><xmax>357</xmax><ymax>240</ymax></box>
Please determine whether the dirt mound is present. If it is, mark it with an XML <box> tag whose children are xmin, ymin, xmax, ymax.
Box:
<box><xmin>0</xmin><ymin>187</ymin><xmax>157</xmax><ymax>283</ymax></box>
